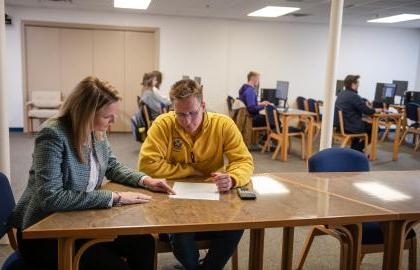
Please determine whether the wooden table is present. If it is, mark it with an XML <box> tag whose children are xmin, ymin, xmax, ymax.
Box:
<box><xmin>271</xmin><ymin>171</ymin><xmax>420</xmax><ymax>270</ymax></box>
<box><xmin>23</xmin><ymin>176</ymin><xmax>398</xmax><ymax>270</ymax></box>
<box><xmin>261</xmin><ymin>108</ymin><xmax>316</xmax><ymax>161</ymax></box>
<box><xmin>368</xmin><ymin>113</ymin><xmax>402</xmax><ymax>161</ymax></box>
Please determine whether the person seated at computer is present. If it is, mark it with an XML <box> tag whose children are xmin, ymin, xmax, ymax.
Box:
<box><xmin>238</xmin><ymin>71</ymin><xmax>271</xmax><ymax>127</ymax></box>
<box><xmin>9</xmin><ymin>76</ymin><xmax>175</xmax><ymax>270</ymax></box>
<box><xmin>138</xmin><ymin>79</ymin><xmax>253</xmax><ymax>270</ymax></box>
<box><xmin>140</xmin><ymin>71</ymin><xmax>172</xmax><ymax>119</ymax></box>
<box><xmin>335</xmin><ymin>75</ymin><xmax>382</xmax><ymax>152</ymax></box>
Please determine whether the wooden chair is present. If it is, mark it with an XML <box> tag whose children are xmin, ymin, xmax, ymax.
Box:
<box><xmin>26</xmin><ymin>91</ymin><xmax>62</xmax><ymax>133</ymax></box>
<box><xmin>226</xmin><ymin>95</ymin><xmax>235</xmax><ymax>118</ymax></box>
<box><xmin>152</xmin><ymin>235</ymin><xmax>238</xmax><ymax>270</ymax></box>
<box><xmin>261</xmin><ymin>105</ymin><xmax>305</xmax><ymax>160</ymax></box>
<box><xmin>399</xmin><ymin>103</ymin><xmax>420</xmax><ymax>151</ymax></box>
<box><xmin>333</xmin><ymin>111</ymin><xmax>368</xmax><ymax>151</ymax></box>
<box><xmin>306</xmin><ymin>98</ymin><xmax>322</xmax><ymax>139</ymax></box>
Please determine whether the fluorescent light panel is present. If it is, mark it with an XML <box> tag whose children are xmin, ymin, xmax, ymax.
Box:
<box><xmin>248</xmin><ymin>6</ymin><xmax>300</xmax><ymax>18</ymax></box>
<box><xmin>368</xmin><ymin>14</ymin><xmax>420</xmax><ymax>23</ymax></box>
<box><xmin>114</xmin><ymin>0</ymin><xmax>151</xmax><ymax>10</ymax></box>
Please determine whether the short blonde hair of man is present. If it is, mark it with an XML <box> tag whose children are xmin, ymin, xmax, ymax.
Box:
<box><xmin>247</xmin><ymin>71</ymin><xmax>260</xmax><ymax>82</ymax></box>
<box><xmin>169</xmin><ymin>79</ymin><xmax>203</xmax><ymax>102</ymax></box>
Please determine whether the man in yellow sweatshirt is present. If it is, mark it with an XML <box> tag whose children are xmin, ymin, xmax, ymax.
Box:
<box><xmin>138</xmin><ymin>79</ymin><xmax>253</xmax><ymax>270</ymax></box>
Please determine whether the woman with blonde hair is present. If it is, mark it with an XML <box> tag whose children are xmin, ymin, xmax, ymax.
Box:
<box><xmin>10</xmin><ymin>76</ymin><xmax>174</xmax><ymax>270</ymax></box>
<box><xmin>140</xmin><ymin>71</ymin><xmax>171</xmax><ymax>119</ymax></box>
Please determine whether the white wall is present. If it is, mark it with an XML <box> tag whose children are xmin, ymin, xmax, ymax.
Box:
<box><xmin>5</xmin><ymin>5</ymin><xmax>420</xmax><ymax>127</ymax></box>
<box><xmin>416</xmin><ymin>34</ymin><xmax>420</xmax><ymax>90</ymax></box>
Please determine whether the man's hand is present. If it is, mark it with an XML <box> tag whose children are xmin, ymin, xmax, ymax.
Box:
<box><xmin>210</xmin><ymin>172</ymin><xmax>235</xmax><ymax>193</ymax></box>
<box><xmin>258</xmin><ymin>101</ymin><xmax>271</xmax><ymax>106</ymax></box>
<box><xmin>143</xmin><ymin>177</ymin><xmax>176</xmax><ymax>194</ymax></box>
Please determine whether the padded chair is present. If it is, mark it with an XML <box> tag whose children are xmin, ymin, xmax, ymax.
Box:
<box><xmin>296</xmin><ymin>96</ymin><xmax>308</xmax><ymax>111</ymax></box>
<box><xmin>306</xmin><ymin>98</ymin><xmax>322</xmax><ymax>139</ymax></box>
<box><xmin>399</xmin><ymin>102</ymin><xmax>420</xmax><ymax>151</ymax></box>
<box><xmin>261</xmin><ymin>105</ymin><xmax>305</xmax><ymax>160</ymax></box>
<box><xmin>296</xmin><ymin>148</ymin><xmax>417</xmax><ymax>270</ymax></box>
<box><xmin>1</xmin><ymin>172</ymin><xmax>39</xmax><ymax>270</ymax></box>
<box><xmin>26</xmin><ymin>91</ymin><xmax>62</xmax><ymax>133</ymax></box>
<box><xmin>333</xmin><ymin>111</ymin><xmax>368</xmax><ymax>151</ymax></box>
<box><xmin>227</xmin><ymin>96</ymin><xmax>235</xmax><ymax>118</ymax></box>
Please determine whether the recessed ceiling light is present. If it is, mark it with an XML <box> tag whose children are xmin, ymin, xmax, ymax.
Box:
<box><xmin>367</xmin><ymin>14</ymin><xmax>420</xmax><ymax>23</ymax></box>
<box><xmin>248</xmin><ymin>6</ymin><xmax>300</xmax><ymax>18</ymax></box>
<box><xmin>114</xmin><ymin>0</ymin><xmax>151</xmax><ymax>10</ymax></box>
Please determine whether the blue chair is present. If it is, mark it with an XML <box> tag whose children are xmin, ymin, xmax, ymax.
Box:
<box><xmin>261</xmin><ymin>105</ymin><xmax>306</xmax><ymax>160</ymax></box>
<box><xmin>400</xmin><ymin>102</ymin><xmax>420</xmax><ymax>150</ymax></box>
<box><xmin>306</xmin><ymin>98</ymin><xmax>322</xmax><ymax>139</ymax></box>
<box><xmin>0</xmin><ymin>172</ymin><xmax>29</xmax><ymax>270</ymax></box>
<box><xmin>296</xmin><ymin>96</ymin><xmax>307</xmax><ymax>111</ymax></box>
<box><xmin>297</xmin><ymin>148</ymin><xmax>417</xmax><ymax>270</ymax></box>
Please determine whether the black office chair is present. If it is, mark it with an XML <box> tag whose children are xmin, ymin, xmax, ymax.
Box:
<box><xmin>296</xmin><ymin>96</ymin><xmax>307</xmax><ymax>111</ymax></box>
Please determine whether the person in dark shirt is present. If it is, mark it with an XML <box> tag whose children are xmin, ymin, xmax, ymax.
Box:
<box><xmin>238</xmin><ymin>71</ymin><xmax>271</xmax><ymax>127</ymax></box>
<box><xmin>335</xmin><ymin>75</ymin><xmax>382</xmax><ymax>152</ymax></box>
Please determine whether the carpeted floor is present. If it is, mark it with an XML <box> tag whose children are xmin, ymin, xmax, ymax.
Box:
<box><xmin>1</xmin><ymin>132</ymin><xmax>419</xmax><ymax>269</ymax></box>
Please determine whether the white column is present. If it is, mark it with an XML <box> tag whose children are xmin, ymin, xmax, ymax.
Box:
<box><xmin>319</xmin><ymin>0</ymin><xmax>344</xmax><ymax>150</ymax></box>
<box><xmin>0</xmin><ymin>0</ymin><xmax>11</xmax><ymax>245</ymax></box>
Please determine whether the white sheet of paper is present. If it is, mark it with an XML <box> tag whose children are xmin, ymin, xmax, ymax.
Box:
<box><xmin>169</xmin><ymin>182</ymin><xmax>220</xmax><ymax>201</ymax></box>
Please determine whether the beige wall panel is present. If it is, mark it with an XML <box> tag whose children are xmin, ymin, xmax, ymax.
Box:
<box><xmin>60</xmin><ymin>29</ymin><xmax>94</xmax><ymax>98</ymax></box>
<box><xmin>93</xmin><ymin>30</ymin><xmax>127</xmax><ymax>131</ymax></box>
<box><xmin>26</xmin><ymin>26</ymin><xmax>61</xmax><ymax>95</ymax></box>
<box><xmin>125</xmin><ymin>31</ymin><xmax>157</xmax><ymax>121</ymax></box>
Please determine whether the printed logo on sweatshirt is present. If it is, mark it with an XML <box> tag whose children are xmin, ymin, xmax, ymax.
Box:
<box><xmin>173</xmin><ymin>138</ymin><xmax>183</xmax><ymax>151</ymax></box>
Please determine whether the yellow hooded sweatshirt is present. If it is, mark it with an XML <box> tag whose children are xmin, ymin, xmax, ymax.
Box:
<box><xmin>138</xmin><ymin>112</ymin><xmax>253</xmax><ymax>187</ymax></box>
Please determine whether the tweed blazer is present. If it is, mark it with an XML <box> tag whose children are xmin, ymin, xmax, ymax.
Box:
<box><xmin>10</xmin><ymin>119</ymin><xmax>147</xmax><ymax>230</ymax></box>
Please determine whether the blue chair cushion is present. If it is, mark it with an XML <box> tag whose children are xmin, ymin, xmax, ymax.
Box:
<box><xmin>362</xmin><ymin>222</ymin><xmax>416</xmax><ymax>245</ymax></box>
<box><xmin>280</xmin><ymin>126</ymin><xmax>304</xmax><ymax>133</ymax></box>
<box><xmin>2</xmin><ymin>251</ymin><xmax>26</xmax><ymax>270</ymax></box>
<box><xmin>308</xmin><ymin>148</ymin><xmax>370</xmax><ymax>173</ymax></box>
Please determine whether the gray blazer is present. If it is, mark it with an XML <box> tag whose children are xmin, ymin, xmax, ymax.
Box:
<box><xmin>10</xmin><ymin>119</ymin><xmax>147</xmax><ymax>230</ymax></box>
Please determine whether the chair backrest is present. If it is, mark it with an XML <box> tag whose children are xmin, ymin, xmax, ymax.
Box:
<box><xmin>265</xmin><ymin>105</ymin><xmax>280</xmax><ymax>133</ymax></box>
<box><xmin>31</xmin><ymin>91</ymin><xmax>61</xmax><ymax>108</ymax></box>
<box><xmin>296</xmin><ymin>96</ymin><xmax>306</xmax><ymax>110</ymax></box>
<box><xmin>338</xmin><ymin>110</ymin><xmax>346</xmax><ymax>135</ymax></box>
<box><xmin>137</xmin><ymin>99</ymin><xmax>153</xmax><ymax>129</ymax></box>
<box><xmin>406</xmin><ymin>102</ymin><xmax>420</xmax><ymax>122</ymax></box>
<box><xmin>307</xmin><ymin>98</ymin><xmax>317</xmax><ymax>113</ymax></box>
<box><xmin>308</xmin><ymin>148</ymin><xmax>370</xmax><ymax>172</ymax></box>
<box><xmin>0</xmin><ymin>172</ymin><xmax>15</xmax><ymax>239</ymax></box>
<box><xmin>227</xmin><ymin>96</ymin><xmax>235</xmax><ymax>115</ymax></box>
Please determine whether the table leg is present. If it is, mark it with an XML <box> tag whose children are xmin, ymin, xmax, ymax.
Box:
<box><xmin>370</xmin><ymin>117</ymin><xmax>379</xmax><ymax>161</ymax></box>
<box><xmin>281</xmin><ymin>227</ymin><xmax>295</xmax><ymax>270</ymax></box>
<box><xmin>58</xmin><ymin>238</ymin><xmax>74</xmax><ymax>270</ymax></box>
<box><xmin>382</xmin><ymin>220</ymin><xmax>406</xmax><ymax>270</ymax></box>
<box><xmin>249</xmin><ymin>228</ymin><xmax>265</xmax><ymax>270</ymax></box>
<box><xmin>281</xmin><ymin>115</ymin><xmax>289</xmax><ymax>161</ymax></box>
<box><xmin>393</xmin><ymin>117</ymin><xmax>401</xmax><ymax>161</ymax></box>
<box><xmin>344</xmin><ymin>224</ymin><xmax>362</xmax><ymax>270</ymax></box>
<box><xmin>306</xmin><ymin>117</ymin><xmax>314</xmax><ymax>160</ymax></box>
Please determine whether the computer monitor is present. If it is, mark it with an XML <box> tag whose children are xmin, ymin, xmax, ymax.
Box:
<box><xmin>375</xmin><ymin>83</ymin><xmax>396</xmax><ymax>104</ymax></box>
<box><xmin>260</xmin><ymin>88</ymin><xmax>279</xmax><ymax>106</ymax></box>
<box><xmin>392</xmin><ymin>80</ymin><xmax>408</xmax><ymax>96</ymax></box>
<box><xmin>276</xmin><ymin>81</ymin><xmax>289</xmax><ymax>100</ymax></box>
<box><xmin>336</xmin><ymin>80</ymin><xmax>345</xmax><ymax>96</ymax></box>
<box><xmin>404</xmin><ymin>91</ymin><xmax>420</xmax><ymax>105</ymax></box>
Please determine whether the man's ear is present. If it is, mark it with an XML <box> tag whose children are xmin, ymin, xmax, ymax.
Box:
<box><xmin>202</xmin><ymin>101</ymin><xmax>206</xmax><ymax>111</ymax></box>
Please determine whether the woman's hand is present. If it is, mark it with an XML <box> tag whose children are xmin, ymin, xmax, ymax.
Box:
<box><xmin>112</xmin><ymin>191</ymin><xmax>151</xmax><ymax>205</ymax></box>
<box><xmin>143</xmin><ymin>177</ymin><xmax>176</xmax><ymax>194</ymax></box>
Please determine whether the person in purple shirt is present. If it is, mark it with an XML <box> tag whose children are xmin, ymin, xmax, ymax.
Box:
<box><xmin>238</xmin><ymin>71</ymin><xmax>271</xmax><ymax>127</ymax></box>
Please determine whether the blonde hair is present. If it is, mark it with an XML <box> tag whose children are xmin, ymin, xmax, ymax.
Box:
<box><xmin>247</xmin><ymin>71</ymin><xmax>260</xmax><ymax>82</ymax></box>
<box><xmin>141</xmin><ymin>72</ymin><xmax>157</xmax><ymax>95</ymax></box>
<box><xmin>169</xmin><ymin>79</ymin><xmax>203</xmax><ymax>102</ymax></box>
<box><xmin>151</xmin><ymin>70</ymin><xmax>163</xmax><ymax>88</ymax></box>
<box><xmin>57</xmin><ymin>76</ymin><xmax>121</xmax><ymax>162</ymax></box>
